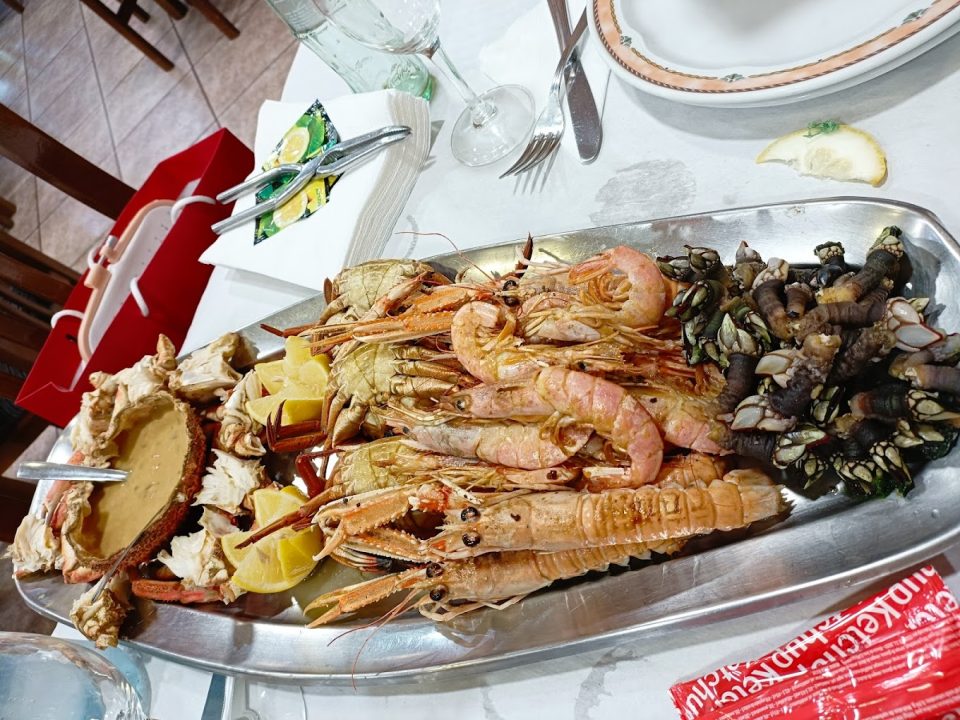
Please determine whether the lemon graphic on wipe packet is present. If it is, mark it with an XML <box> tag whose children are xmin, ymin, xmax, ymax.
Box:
<box><xmin>279</xmin><ymin>126</ymin><xmax>310</xmax><ymax>164</ymax></box>
<box><xmin>271</xmin><ymin>188</ymin><xmax>308</xmax><ymax>229</ymax></box>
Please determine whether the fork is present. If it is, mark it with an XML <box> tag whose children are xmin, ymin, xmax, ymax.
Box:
<box><xmin>499</xmin><ymin>10</ymin><xmax>588</xmax><ymax>179</ymax></box>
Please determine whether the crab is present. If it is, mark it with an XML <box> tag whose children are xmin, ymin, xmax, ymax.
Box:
<box><xmin>193</xmin><ymin>449</ymin><xmax>268</xmax><ymax>515</ymax></box>
<box><xmin>214</xmin><ymin>371</ymin><xmax>266</xmax><ymax>457</ymax></box>
<box><xmin>168</xmin><ymin>332</ymin><xmax>253</xmax><ymax>403</ymax></box>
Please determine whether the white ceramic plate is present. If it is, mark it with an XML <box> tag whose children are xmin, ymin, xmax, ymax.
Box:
<box><xmin>591</xmin><ymin>0</ymin><xmax>960</xmax><ymax>106</ymax></box>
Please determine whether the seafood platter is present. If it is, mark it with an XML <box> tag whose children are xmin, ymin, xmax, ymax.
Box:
<box><xmin>12</xmin><ymin>197</ymin><xmax>960</xmax><ymax>682</ymax></box>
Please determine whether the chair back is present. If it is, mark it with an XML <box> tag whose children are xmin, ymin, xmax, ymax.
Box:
<box><xmin>0</xmin><ymin>230</ymin><xmax>79</xmax><ymax>400</ymax></box>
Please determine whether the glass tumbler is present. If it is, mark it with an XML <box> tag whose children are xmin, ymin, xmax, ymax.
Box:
<box><xmin>0</xmin><ymin>632</ymin><xmax>149</xmax><ymax>720</ymax></box>
<box><xmin>264</xmin><ymin>0</ymin><xmax>434</xmax><ymax>98</ymax></box>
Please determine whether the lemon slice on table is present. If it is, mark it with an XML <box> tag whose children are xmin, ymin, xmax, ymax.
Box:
<box><xmin>279</xmin><ymin>126</ymin><xmax>310</xmax><ymax>164</ymax></box>
<box><xmin>757</xmin><ymin>121</ymin><xmax>887</xmax><ymax>186</ymax></box>
<box><xmin>271</xmin><ymin>188</ymin><xmax>309</xmax><ymax>229</ymax></box>
<box><xmin>220</xmin><ymin>487</ymin><xmax>323</xmax><ymax>594</ymax></box>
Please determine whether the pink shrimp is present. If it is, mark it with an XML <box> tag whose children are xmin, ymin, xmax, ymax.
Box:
<box><xmin>632</xmin><ymin>386</ymin><xmax>729</xmax><ymax>456</ymax></box>
<box><xmin>446</xmin><ymin>367</ymin><xmax>663</xmax><ymax>487</ymax></box>
<box><xmin>654</xmin><ymin>453</ymin><xmax>729</xmax><ymax>488</ymax></box>
<box><xmin>534</xmin><ymin>367</ymin><xmax>662</xmax><ymax>486</ymax></box>
<box><xmin>567</xmin><ymin>245</ymin><xmax>667</xmax><ymax>328</ymax></box>
<box><xmin>513</xmin><ymin>246</ymin><xmax>669</xmax><ymax>343</ymax></box>
<box><xmin>403</xmin><ymin>420</ymin><xmax>593</xmax><ymax>469</ymax></box>
<box><xmin>518</xmin><ymin>292</ymin><xmax>601</xmax><ymax>343</ymax></box>
<box><xmin>450</xmin><ymin>301</ymin><xmax>623</xmax><ymax>383</ymax></box>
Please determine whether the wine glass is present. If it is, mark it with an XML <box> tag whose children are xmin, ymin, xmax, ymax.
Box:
<box><xmin>311</xmin><ymin>0</ymin><xmax>534</xmax><ymax>167</ymax></box>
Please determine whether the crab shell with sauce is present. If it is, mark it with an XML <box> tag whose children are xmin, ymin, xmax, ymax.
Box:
<box><xmin>58</xmin><ymin>392</ymin><xmax>206</xmax><ymax>583</ymax></box>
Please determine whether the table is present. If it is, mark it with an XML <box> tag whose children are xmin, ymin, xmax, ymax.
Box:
<box><xmin>176</xmin><ymin>1</ymin><xmax>960</xmax><ymax>715</ymax></box>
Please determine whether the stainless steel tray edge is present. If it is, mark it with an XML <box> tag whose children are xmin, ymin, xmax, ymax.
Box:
<box><xmin>17</xmin><ymin>196</ymin><xmax>960</xmax><ymax>684</ymax></box>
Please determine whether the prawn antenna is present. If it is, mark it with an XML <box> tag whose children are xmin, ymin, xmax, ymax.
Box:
<box><xmin>395</xmin><ymin>230</ymin><xmax>497</xmax><ymax>284</ymax></box>
<box><xmin>325</xmin><ymin>588</ymin><xmax>422</xmax><ymax>690</ymax></box>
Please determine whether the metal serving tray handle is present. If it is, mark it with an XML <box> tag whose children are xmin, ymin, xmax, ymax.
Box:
<box><xmin>17</xmin><ymin>197</ymin><xmax>960</xmax><ymax>684</ymax></box>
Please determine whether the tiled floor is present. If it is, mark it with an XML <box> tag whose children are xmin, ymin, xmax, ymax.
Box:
<box><xmin>0</xmin><ymin>0</ymin><xmax>299</xmax><ymax>271</ymax></box>
<box><xmin>0</xmin><ymin>0</ymin><xmax>298</xmax><ymax>633</ymax></box>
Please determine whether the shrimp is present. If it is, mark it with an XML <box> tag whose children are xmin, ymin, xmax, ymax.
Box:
<box><xmin>580</xmin><ymin>452</ymin><xmax>727</xmax><ymax>492</ymax></box>
<box><xmin>514</xmin><ymin>246</ymin><xmax>669</xmax><ymax>343</ymax></box>
<box><xmin>445</xmin><ymin>367</ymin><xmax>663</xmax><ymax>487</ymax></box>
<box><xmin>654</xmin><ymin>453</ymin><xmax>729</xmax><ymax>488</ymax></box>
<box><xmin>518</xmin><ymin>292</ymin><xmax>602</xmax><ymax>342</ymax></box>
<box><xmin>450</xmin><ymin>301</ymin><xmax>623</xmax><ymax>383</ymax></box>
<box><xmin>631</xmin><ymin>386</ymin><xmax>730</xmax><ymax>455</ymax></box>
<box><xmin>305</xmin><ymin>540</ymin><xmax>685</xmax><ymax>626</ymax></box>
<box><xmin>403</xmin><ymin>420</ymin><xmax>594</xmax><ymax>469</ymax></box>
<box><xmin>428</xmin><ymin>468</ymin><xmax>784</xmax><ymax>558</ymax></box>
<box><xmin>237</xmin><ymin>438</ymin><xmax>581</xmax><ymax>552</ymax></box>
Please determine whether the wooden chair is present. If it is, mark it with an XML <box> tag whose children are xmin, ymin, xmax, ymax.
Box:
<box><xmin>0</xmin><ymin>463</ymin><xmax>34</xmax><ymax>544</ymax></box>
<box><xmin>81</xmin><ymin>0</ymin><xmax>240</xmax><ymax>72</ymax></box>
<box><xmin>0</xmin><ymin>228</ymin><xmax>79</xmax><ymax>543</ymax></box>
<box><xmin>0</xmin><ymin>104</ymin><xmax>135</xmax><ymax>219</ymax></box>
<box><xmin>0</xmin><ymin>0</ymin><xmax>24</xmax><ymax>14</ymax></box>
<box><xmin>0</xmin><ymin>195</ymin><xmax>14</xmax><ymax>231</ymax></box>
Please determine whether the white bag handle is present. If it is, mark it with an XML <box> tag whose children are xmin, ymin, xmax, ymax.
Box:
<box><xmin>49</xmin><ymin>309</ymin><xmax>85</xmax><ymax>329</ymax></box>
<box><xmin>171</xmin><ymin>195</ymin><xmax>217</xmax><ymax>222</ymax></box>
<box><xmin>127</xmin><ymin>198</ymin><xmax>217</xmax><ymax>319</ymax></box>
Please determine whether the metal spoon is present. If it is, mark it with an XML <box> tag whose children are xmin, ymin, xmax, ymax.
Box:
<box><xmin>17</xmin><ymin>462</ymin><xmax>128</xmax><ymax>484</ymax></box>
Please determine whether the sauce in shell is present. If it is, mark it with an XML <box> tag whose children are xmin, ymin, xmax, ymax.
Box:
<box><xmin>80</xmin><ymin>399</ymin><xmax>189</xmax><ymax>558</ymax></box>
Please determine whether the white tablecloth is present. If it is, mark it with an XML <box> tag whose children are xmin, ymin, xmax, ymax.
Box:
<box><xmin>176</xmin><ymin>1</ymin><xmax>960</xmax><ymax>716</ymax></box>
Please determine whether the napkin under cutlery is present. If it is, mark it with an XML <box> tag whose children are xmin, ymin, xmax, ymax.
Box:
<box><xmin>200</xmin><ymin>90</ymin><xmax>431</xmax><ymax>291</ymax></box>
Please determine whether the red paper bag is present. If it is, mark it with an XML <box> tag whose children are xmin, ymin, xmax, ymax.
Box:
<box><xmin>16</xmin><ymin>129</ymin><xmax>253</xmax><ymax>427</ymax></box>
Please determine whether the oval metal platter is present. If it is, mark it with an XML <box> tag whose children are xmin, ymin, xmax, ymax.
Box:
<box><xmin>17</xmin><ymin>197</ymin><xmax>960</xmax><ymax>684</ymax></box>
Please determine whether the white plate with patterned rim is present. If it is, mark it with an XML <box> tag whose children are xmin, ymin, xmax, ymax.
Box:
<box><xmin>590</xmin><ymin>0</ymin><xmax>960</xmax><ymax>107</ymax></box>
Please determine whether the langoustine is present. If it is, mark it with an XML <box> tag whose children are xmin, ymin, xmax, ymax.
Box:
<box><xmin>427</xmin><ymin>469</ymin><xmax>785</xmax><ymax>558</ymax></box>
<box><xmin>305</xmin><ymin>540</ymin><xmax>686</xmax><ymax>626</ymax></box>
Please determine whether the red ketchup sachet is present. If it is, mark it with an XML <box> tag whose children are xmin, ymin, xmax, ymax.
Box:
<box><xmin>670</xmin><ymin>565</ymin><xmax>960</xmax><ymax>720</ymax></box>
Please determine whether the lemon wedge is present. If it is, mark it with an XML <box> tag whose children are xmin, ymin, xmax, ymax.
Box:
<box><xmin>278</xmin><ymin>126</ymin><xmax>310</xmax><ymax>164</ymax></box>
<box><xmin>254</xmin><ymin>359</ymin><xmax>287</xmax><ymax>395</ymax></box>
<box><xmin>757</xmin><ymin>121</ymin><xmax>887</xmax><ymax>186</ymax></box>
<box><xmin>279</xmin><ymin>397</ymin><xmax>325</xmax><ymax>426</ymax></box>
<box><xmin>283</xmin><ymin>335</ymin><xmax>313</xmax><ymax>368</ymax></box>
<box><xmin>295</xmin><ymin>354</ymin><xmax>330</xmax><ymax>395</ymax></box>
<box><xmin>221</xmin><ymin>487</ymin><xmax>322</xmax><ymax>594</ymax></box>
<box><xmin>245</xmin><ymin>386</ymin><xmax>325</xmax><ymax>426</ymax></box>
<box><xmin>255</xmin><ymin>485</ymin><xmax>307</xmax><ymax>519</ymax></box>
<box><xmin>248</xmin><ymin>336</ymin><xmax>330</xmax><ymax>425</ymax></box>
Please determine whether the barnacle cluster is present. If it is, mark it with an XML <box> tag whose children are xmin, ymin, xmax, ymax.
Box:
<box><xmin>659</xmin><ymin>227</ymin><xmax>960</xmax><ymax>497</ymax></box>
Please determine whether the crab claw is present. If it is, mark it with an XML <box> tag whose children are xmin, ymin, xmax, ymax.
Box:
<box><xmin>295</xmin><ymin>450</ymin><xmax>336</xmax><ymax>497</ymax></box>
<box><xmin>264</xmin><ymin>402</ymin><xmax>327</xmax><ymax>454</ymax></box>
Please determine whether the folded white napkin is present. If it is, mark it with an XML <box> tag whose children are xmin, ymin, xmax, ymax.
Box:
<box><xmin>199</xmin><ymin>90</ymin><xmax>430</xmax><ymax>291</ymax></box>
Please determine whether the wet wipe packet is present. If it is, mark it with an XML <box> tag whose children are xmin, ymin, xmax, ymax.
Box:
<box><xmin>671</xmin><ymin>565</ymin><xmax>960</xmax><ymax>720</ymax></box>
<box><xmin>253</xmin><ymin>99</ymin><xmax>340</xmax><ymax>244</ymax></box>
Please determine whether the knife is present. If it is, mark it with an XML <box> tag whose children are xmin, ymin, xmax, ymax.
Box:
<box><xmin>547</xmin><ymin>1</ymin><xmax>602</xmax><ymax>162</ymax></box>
